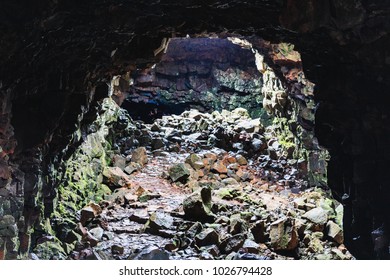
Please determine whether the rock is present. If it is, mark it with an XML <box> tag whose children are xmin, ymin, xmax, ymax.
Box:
<box><xmin>183</xmin><ymin>187</ymin><xmax>215</xmax><ymax>222</ymax></box>
<box><xmin>80</xmin><ymin>203</ymin><xmax>102</xmax><ymax>226</ymax></box>
<box><xmin>111</xmin><ymin>245</ymin><xmax>125</xmax><ymax>255</ymax></box>
<box><xmin>232</xmin><ymin>108</ymin><xmax>250</xmax><ymax>118</ymax></box>
<box><xmin>124</xmin><ymin>162</ymin><xmax>141</xmax><ymax>175</ymax></box>
<box><xmin>131</xmin><ymin>245</ymin><xmax>170</xmax><ymax>260</ymax></box>
<box><xmin>250</xmin><ymin>138</ymin><xmax>265</xmax><ymax>152</ymax></box>
<box><xmin>168</xmin><ymin>163</ymin><xmax>191</xmax><ymax>182</ymax></box>
<box><xmin>326</xmin><ymin>221</ymin><xmax>344</xmax><ymax>244</ymax></box>
<box><xmin>151</xmin><ymin>138</ymin><xmax>165</xmax><ymax>150</ymax></box>
<box><xmin>308</xmin><ymin>238</ymin><xmax>324</xmax><ymax>253</ymax></box>
<box><xmin>89</xmin><ymin>227</ymin><xmax>104</xmax><ymax>241</ymax></box>
<box><xmin>202</xmin><ymin>245</ymin><xmax>220</xmax><ymax>257</ymax></box>
<box><xmin>131</xmin><ymin>147</ymin><xmax>148</xmax><ymax>166</ymax></box>
<box><xmin>185</xmin><ymin>154</ymin><xmax>204</xmax><ymax>170</ymax></box>
<box><xmin>229</xmin><ymin>214</ymin><xmax>248</xmax><ymax>234</ymax></box>
<box><xmin>251</xmin><ymin>220</ymin><xmax>267</xmax><ymax>243</ymax></box>
<box><xmin>234</xmin><ymin>119</ymin><xmax>262</xmax><ymax>133</ymax></box>
<box><xmin>303</xmin><ymin>207</ymin><xmax>328</xmax><ymax>225</ymax></box>
<box><xmin>145</xmin><ymin>211</ymin><xmax>174</xmax><ymax>233</ymax></box>
<box><xmin>219</xmin><ymin>233</ymin><xmax>246</xmax><ymax>254</ymax></box>
<box><xmin>222</xmin><ymin>178</ymin><xmax>239</xmax><ymax>186</ymax></box>
<box><xmin>212</xmin><ymin>161</ymin><xmax>228</xmax><ymax>174</ymax></box>
<box><xmin>103</xmin><ymin>167</ymin><xmax>132</xmax><ymax>188</ymax></box>
<box><xmin>112</xmin><ymin>155</ymin><xmax>126</xmax><ymax>170</ymax></box>
<box><xmin>195</xmin><ymin>228</ymin><xmax>220</xmax><ymax>247</ymax></box>
<box><xmin>236</xmin><ymin>155</ymin><xmax>248</xmax><ymax>165</ymax></box>
<box><xmin>242</xmin><ymin>239</ymin><xmax>260</xmax><ymax>253</ymax></box>
<box><xmin>187</xmin><ymin>222</ymin><xmax>203</xmax><ymax>238</ymax></box>
<box><xmin>269</xmin><ymin>218</ymin><xmax>299</xmax><ymax>251</ymax></box>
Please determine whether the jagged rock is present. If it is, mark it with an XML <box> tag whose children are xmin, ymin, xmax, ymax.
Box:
<box><xmin>251</xmin><ymin>220</ymin><xmax>267</xmax><ymax>243</ymax></box>
<box><xmin>124</xmin><ymin>162</ymin><xmax>141</xmax><ymax>175</ymax></box>
<box><xmin>131</xmin><ymin>245</ymin><xmax>170</xmax><ymax>260</ymax></box>
<box><xmin>303</xmin><ymin>207</ymin><xmax>328</xmax><ymax>225</ymax></box>
<box><xmin>168</xmin><ymin>163</ymin><xmax>191</xmax><ymax>182</ymax></box>
<box><xmin>112</xmin><ymin>155</ymin><xmax>126</xmax><ymax>170</ymax></box>
<box><xmin>269</xmin><ymin>217</ymin><xmax>299</xmax><ymax>251</ymax></box>
<box><xmin>183</xmin><ymin>187</ymin><xmax>215</xmax><ymax>222</ymax></box>
<box><xmin>144</xmin><ymin>211</ymin><xmax>174</xmax><ymax>233</ymax></box>
<box><xmin>185</xmin><ymin>154</ymin><xmax>204</xmax><ymax>170</ymax></box>
<box><xmin>103</xmin><ymin>167</ymin><xmax>132</xmax><ymax>188</ymax></box>
<box><xmin>187</xmin><ymin>222</ymin><xmax>203</xmax><ymax>238</ymax></box>
<box><xmin>195</xmin><ymin>228</ymin><xmax>220</xmax><ymax>247</ymax></box>
<box><xmin>80</xmin><ymin>203</ymin><xmax>102</xmax><ymax>226</ymax></box>
<box><xmin>229</xmin><ymin>214</ymin><xmax>248</xmax><ymax>234</ymax></box>
<box><xmin>89</xmin><ymin>227</ymin><xmax>104</xmax><ymax>241</ymax></box>
<box><xmin>236</xmin><ymin>155</ymin><xmax>248</xmax><ymax>165</ymax></box>
<box><xmin>326</xmin><ymin>221</ymin><xmax>344</xmax><ymax>244</ymax></box>
<box><xmin>111</xmin><ymin>245</ymin><xmax>125</xmax><ymax>255</ymax></box>
<box><xmin>242</xmin><ymin>239</ymin><xmax>260</xmax><ymax>254</ymax></box>
<box><xmin>131</xmin><ymin>147</ymin><xmax>148</xmax><ymax>166</ymax></box>
<box><xmin>219</xmin><ymin>233</ymin><xmax>246</xmax><ymax>254</ymax></box>
<box><xmin>212</xmin><ymin>161</ymin><xmax>228</xmax><ymax>174</ymax></box>
<box><xmin>151</xmin><ymin>138</ymin><xmax>165</xmax><ymax>150</ymax></box>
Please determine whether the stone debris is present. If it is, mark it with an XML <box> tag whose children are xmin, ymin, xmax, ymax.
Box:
<box><xmin>45</xmin><ymin>108</ymin><xmax>352</xmax><ymax>261</ymax></box>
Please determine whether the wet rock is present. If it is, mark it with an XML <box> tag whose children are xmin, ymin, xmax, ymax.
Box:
<box><xmin>326</xmin><ymin>221</ymin><xmax>344</xmax><ymax>244</ymax></box>
<box><xmin>212</xmin><ymin>161</ymin><xmax>228</xmax><ymax>174</ymax></box>
<box><xmin>131</xmin><ymin>245</ymin><xmax>170</xmax><ymax>260</ymax></box>
<box><xmin>131</xmin><ymin>147</ymin><xmax>148</xmax><ymax>166</ymax></box>
<box><xmin>303</xmin><ymin>207</ymin><xmax>328</xmax><ymax>225</ymax></box>
<box><xmin>168</xmin><ymin>163</ymin><xmax>191</xmax><ymax>182</ymax></box>
<box><xmin>183</xmin><ymin>187</ymin><xmax>215</xmax><ymax>222</ymax></box>
<box><xmin>103</xmin><ymin>167</ymin><xmax>132</xmax><ymax>188</ymax></box>
<box><xmin>195</xmin><ymin>228</ymin><xmax>220</xmax><ymax>247</ymax></box>
<box><xmin>145</xmin><ymin>211</ymin><xmax>174</xmax><ymax>233</ymax></box>
<box><xmin>269</xmin><ymin>218</ymin><xmax>299</xmax><ymax>251</ymax></box>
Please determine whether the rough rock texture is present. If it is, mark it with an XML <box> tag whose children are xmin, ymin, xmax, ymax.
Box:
<box><xmin>0</xmin><ymin>0</ymin><xmax>388</xmax><ymax>259</ymax></box>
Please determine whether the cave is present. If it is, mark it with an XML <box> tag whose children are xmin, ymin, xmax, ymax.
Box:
<box><xmin>0</xmin><ymin>0</ymin><xmax>389</xmax><ymax>260</ymax></box>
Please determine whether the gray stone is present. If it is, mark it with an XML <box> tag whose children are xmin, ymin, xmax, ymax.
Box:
<box><xmin>303</xmin><ymin>207</ymin><xmax>328</xmax><ymax>225</ymax></box>
<box><xmin>124</xmin><ymin>162</ymin><xmax>141</xmax><ymax>175</ymax></box>
<box><xmin>242</xmin><ymin>239</ymin><xmax>260</xmax><ymax>254</ymax></box>
<box><xmin>145</xmin><ymin>211</ymin><xmax>174</xmax><ymax>233</ymax></box>
<box><xmin>89</xmin><ymin>227</ymin><xmax>104</xmax><ymax>241</ymax></box>
<box><xmin>168</xmin><ymin>163</ymin><xmax>191</xmax><ymax>182</ymax></box>
<box><xmin>195</xmin><ymin>228</ymin><xmax>220</xmax><ymax>247</ymax></box>
<box><xmin>131</xmin><ymin>245</ymin><xmax>170</xmax><ymax>260</ymax></box>
<box><xmin>219</xmin><ymin>233</ymin><xmax>246</xmax><ymax>254</ymax></box>
<box><xmin>236</xmin><ymin>155</ymin><xmax>248</xmax><ymax>165</ymax></box>
<box><xmin>185</xmin><ymin>154</ymin><xmax>204</xmax><ymax>170</ymax></box>
<box><xmin>112</xmin><ymin>155</ymin><xmax>126</xmax><ymax>170</ymax></box>
<box><xmin>183</xmin><ymin>187</ymin><xmax>215</xmax><ymax>222</ymax></box>
<box><xmin>151</xmin><ymin>138</ymin><xmax>165</xmax><ymax>150</ymax></box>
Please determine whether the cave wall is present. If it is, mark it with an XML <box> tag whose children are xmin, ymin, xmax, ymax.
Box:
<box><xmin>0</xmin><ymin>0</ymin><xmax>389</xmax><ymax>259</ymax></box>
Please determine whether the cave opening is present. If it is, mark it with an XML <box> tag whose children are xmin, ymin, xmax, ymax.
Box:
<box><xmin>29</xmin><ymin>34</ymin><xmax>350</xmax><ymax>260</ymax></box>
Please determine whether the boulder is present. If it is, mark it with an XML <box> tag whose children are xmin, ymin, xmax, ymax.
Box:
<box><xmin>168</xmin><ymin>163</ymin><xmax>191</xmax><ymax>182</ymax></box>
<box><xmin>269</xmin><ymin>217</ymin><xmax>299</xmax><ymax>251</ymax></box>
<box><xmin>195</xmin><ymin>228</ymin><xmax>220</xmax><ymax>247</ymax></box>
<box><xmin>103</xmin><ymin>167</ymin><xmax>132</xmax><ymax>188</ymax></box>
<box><xmin>303</xmin><ymin>207</ymin><xmax>328</xmax><ymax>225</ymax></box>
<box><xmin>131</xmin><ymin>147</ymin><xmax>148</xmax><ymax>166</ymax></box>
<box><xmin>326</xmin><ymin>221</ymin><xmax>344</xmax><ymax>244</ymax></box>
<box><xmin>183</xmin><ymin>187</ymin><xmax>215</xmax><ymax>222</ymax></box>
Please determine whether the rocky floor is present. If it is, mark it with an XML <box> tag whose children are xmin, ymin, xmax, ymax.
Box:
<box><xmin>67</xmin><ymin>109</ymin><xmax>353</xmax><ymax>260</ymax></box>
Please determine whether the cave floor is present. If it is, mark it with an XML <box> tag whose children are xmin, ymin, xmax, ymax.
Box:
<box><xmin>68</xmin><ymin>109</ymin><xmax>353</xmax><ymax>260</ymax></box>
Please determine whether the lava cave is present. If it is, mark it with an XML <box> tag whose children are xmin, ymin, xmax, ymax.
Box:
<box><xmin>0</xmin><ymin>0</ymin><xmax>389</xmax><ymax>260</ymax></box>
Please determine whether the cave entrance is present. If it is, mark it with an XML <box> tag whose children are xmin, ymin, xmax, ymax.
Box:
<box><xmin>119</xmin><ymin>36</ymin><xmax>271</xmax><ymax>124</ymax></box>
